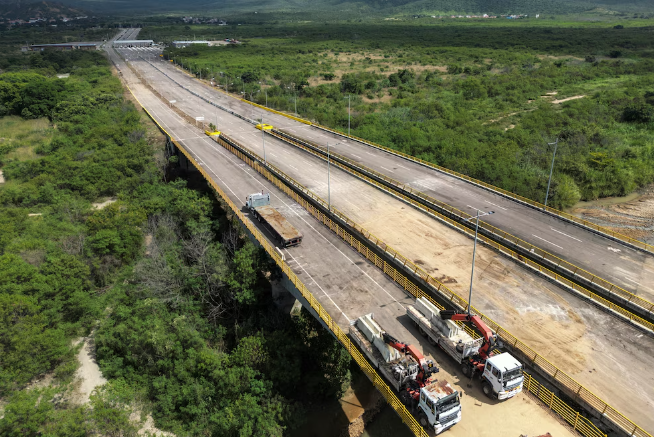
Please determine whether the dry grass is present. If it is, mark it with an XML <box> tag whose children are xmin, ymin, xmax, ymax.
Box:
<box><xmin>0</xmin><ymin>116</ymin><xmax>54</xmax><ymax>162</ymax></box>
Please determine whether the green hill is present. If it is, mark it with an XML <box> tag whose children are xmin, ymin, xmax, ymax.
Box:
<box><xmin>0</xmin><ymin>1</ymin><xmax>88</xmax><ymax>20</ymax></box>
<box><xmin>3</xmin><ymin>0</ymin><xmax>651</xmax><ymax>18</ymax></box>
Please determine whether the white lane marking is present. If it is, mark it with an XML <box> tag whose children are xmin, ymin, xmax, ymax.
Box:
<box><xmin>532</xmin><ymin>234</ymin><xmax>563</xmax><ymax>250</ymax></box>
<box><xmin>484</xmin><ymin>200</ymin><xmax>508</xmax><ymax>211</ymax></box>
<box><xmin>395</xmin><ymin>163</ymin><xmax>409</xmax><ymax>170</ymax></box>
<box><xmin>624</xmin><ymin>277</ymin><xmax>641</xmax><ymax>286</ymax></box>
<box><xmin>549</xmin><ymin>227</ymin><xmax>582</xmax><ymax>242</ymax></box>
<box><xmin>283</xmin><ymin>250</ymin><xmax>351</xmax><ymax>321</ymax></box>
<box><xmin>380</xmin><ymin>166</ymin><xmax>395</xmax><ymax>173</ymax></box>
<box><xmin>365</xmin><ymin>151</ymin><xmax>375</xmax><ymax>156</ymax></box>
<box><xmin>466</xmin><ymin>204</ymin><xmax>484</xmax><ymax>212</ymax></box>
<box><xmin>351</xmin><ymin>154</ymin><xmax>362</xmax><ymax>159</ymax></box>
<box><xmin>288</xmin><ymin>164</ymin><xmax>299</xmax><ymax>172</ymax></box>
<box><xmin>608</xmin><ymin>247</ymin><xmax>621</xmax><ymax>253</ymax></box>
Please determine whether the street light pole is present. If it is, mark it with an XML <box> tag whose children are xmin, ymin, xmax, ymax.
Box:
<box><xmin>544</xmin><ymin>138</ymin><xmax>559</xmax><ymax>209</ymax></box>
<box><xmin>261</xmin><ymin>115</ymin><xmax>266</xmax><ymax>164</ymax></box>
<box><xmin>465</xmin><ymin>210</ymin><xmax>495</xmax><ymax>315</ymax></box>
<box><xmin>327</xmin><ymin>143</ymin><xmax>331</xmax><ymax>211</ymax></box>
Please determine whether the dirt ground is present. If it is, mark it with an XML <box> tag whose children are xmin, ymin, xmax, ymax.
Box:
<box><xmin>295</xmin><ymin>159</ymin><xmax>654</xmax><ymax>432</ymax></box>
<box><xmin>570</xmin><ymin>185</ymin><xmax>654</xmax><ymax>246</ymax></box>
<box><xmin>71</xmin><ymin>336</ymin><xmax>107</xmax><ymax>404</ymax></box>
<box><xmin>125</xmin><ymin>55</ymin><xmax>652</xmax><ymax>433</ymax></box>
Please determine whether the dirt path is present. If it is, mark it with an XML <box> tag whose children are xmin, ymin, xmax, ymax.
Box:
<box><xmin>551</xmin><ymin>95</ymin><xmax>585</xmax><ymax>104</ymax></box>
<box><xmin>71</xmin><ymin>336</ymin><xmax>107</xmax><ymax>404</ymax></box>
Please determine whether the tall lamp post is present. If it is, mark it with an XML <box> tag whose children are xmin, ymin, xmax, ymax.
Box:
<box><xmin>544</xmin><ymin>138</ymin><xmax>559</xmax><ymax>209</ymax></box>
<box><xmin>327</xmin><ymin>143</ymin><xmax>339</xmax><ymax>211</ymax></box>
<box><xmin>261</xmin><ymin>115</ymin><xmax>267</xmax><ymax>164</ymax></box>
<box><xmin>464</xmin><ymin>209</ymin><xmax>495</xmax><ymax>315</ymax></box>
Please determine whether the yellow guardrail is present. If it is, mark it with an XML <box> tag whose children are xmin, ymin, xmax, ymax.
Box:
<box><xmin>206</xmin><ymin>132</ymin><xmax>648</xmax><ymax>437</ymax></box>
<box><xmin>123</xmin><ymin>87</ymin><xmax>429</xmax><ymax>437</ymax></box>
<box><xmin>273</xmin><ymin>130</ymin><xmax>654</xmax><ymax>316</ymax></box>
<box><xmin>523</xmin><ymin>374</ymin><xmax>606</xmax><ymax>437</ymax></box>
<box><xmin>203</xmin><ymin>132</ymin><xmax>627</xmax><ymax>437</ymax></box>
<box><xmin>268</xmin><ymin>130</ymin><xmax>654</xmax><ymax>334</ymax></box>
<box><xmin>121</xmin><ymin>62</ymin><xmax>640</xmax><ymax>437</ymax></box>
<box><xmin>243</xmin><ymin>99</ymin><xmax>312</xmax><ymax>125</ymax></box>
<box><xmin>232</xmin><ymin>92</ymin><xmax>652</xmax><ymax>254</ymax></box>
<box><xmin>314</xmin><ymin>124</ymin><xmax>654</xmax><ymax>255</ymax></box>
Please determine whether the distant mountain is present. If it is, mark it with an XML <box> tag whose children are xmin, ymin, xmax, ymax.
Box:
<box><xmin>0</xmin><ymin>1</ymin><xmax>88</xmax><ymax>20</ymax></box>
<box><xmin>2</xmin><ymin>0</ymin><xmax>650</xmax><ymax>16</ymax></box>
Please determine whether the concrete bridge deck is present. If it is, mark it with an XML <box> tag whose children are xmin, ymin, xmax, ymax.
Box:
<box><xmin>119</xmin><ymin>48</ymin><xmax>654</xmax><ymax>435</ymax></box>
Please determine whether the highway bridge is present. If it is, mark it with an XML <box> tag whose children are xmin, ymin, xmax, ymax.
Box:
<box><xmin>108</xmin><ymin>32</ymin><xmax>653</xmax><ymax>437</ymax></box>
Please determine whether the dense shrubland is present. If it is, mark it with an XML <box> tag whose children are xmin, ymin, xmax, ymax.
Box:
<box><xmin>154</xmin><ymin>22</ymin><xmax>654</xmax><ymax>207</ymax></box>
<box><xmin>0</xmin><ymin>47</ymin><xmax>350</xmax><ymax>435</ymax></box>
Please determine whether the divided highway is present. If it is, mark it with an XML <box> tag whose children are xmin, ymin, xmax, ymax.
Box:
<box><xmin>106</xmin><ymin>40</ymin><xmax>581</xmax><ymax>437</ymax></box>
<box><xmin>118</xmin><ymin>46</ymin><xmax>654</xmax><ymax>435</ymax></box>
<box><xmin>138</xmin><ymin>50</ymin><xmax>654</xmax><ymax>305</ymax></box>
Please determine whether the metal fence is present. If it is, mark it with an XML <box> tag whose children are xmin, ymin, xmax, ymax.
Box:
<box><xmin>122</xmin><ymin>73</ymin><xmax>642</xmax><ymax>437</ymax></box>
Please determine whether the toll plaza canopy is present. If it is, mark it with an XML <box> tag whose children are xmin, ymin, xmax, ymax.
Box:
<box><xmin>113</xmin><ymin>40</ymin><xmax>154</xmax><ymax>48</ymax></box>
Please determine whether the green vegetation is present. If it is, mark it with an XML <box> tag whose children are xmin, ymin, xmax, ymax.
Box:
<box><xmin>153</xmin><ymin>21</ymin><xmax>654</xmax><ymax>207</ymax></box>
<box><xmin>0</xmin><ymin>35</ymin><xmax>351</xmax><ymax>435</ymax></box>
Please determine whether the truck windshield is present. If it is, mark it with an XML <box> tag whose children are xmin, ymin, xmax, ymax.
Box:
<box><xmin>502</xmin><ymin>366</ymin><xmax>523</xmax><ymax>382</ymax></box>
<box><xmin>435</xmin><ymin>393</ymin><xmax>459</xmax><ymax>412</ymax></box>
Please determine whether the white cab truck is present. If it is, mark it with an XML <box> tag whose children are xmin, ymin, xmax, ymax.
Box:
<box><xmin>407</xmin><ymin>297</ymin><xmax>523</xmax><ymax>400</ymax></box>
<box><xmin>349</xmin><ymin>313</ymin><xmax>462</xmax><ymax>434</ymax></box>
<box><xmin>245</xmin><ymin>192</ymin><xmax>302</xmax><ymax>247</ymax></box>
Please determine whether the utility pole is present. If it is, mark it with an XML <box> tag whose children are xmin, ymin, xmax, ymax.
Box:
<box><xmin>465</xmin><ymin>210</ymin><xmax>495</xmax><ymax>315</ymax></box>
<box><xmin>544</xmin><ymin>138</ymin><xmax>559</xmax><ymax>209</ymax></box>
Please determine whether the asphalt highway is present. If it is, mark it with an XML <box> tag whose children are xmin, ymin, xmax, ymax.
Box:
<box><xmin>128</xmin><ymin>49</ymin><xmax>654</xmax><ymax>304</ymax></box>
<box><xmin>105</xmin><ymin>39</ymin><xmax>581</xmax><ymax>437</ymax></box>
<box><xmin>117</xmin><ymin>45</ymin><xmax>654</xmax><ymax>433</ymax></box>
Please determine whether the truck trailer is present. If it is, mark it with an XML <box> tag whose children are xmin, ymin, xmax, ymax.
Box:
<box><xmin>349</xmin><ymin>313</ymin><xmax>462</xmax><ymax>434</ymax></box>
<box><xmin>407</xmin><ymin>297</ymin><xmax>524</xmax><ymax>400</ymax></box>
<box><xmin>245</xmin><ymin>192</ymin><xmax>302</xmax><ymax>247</ymax></box>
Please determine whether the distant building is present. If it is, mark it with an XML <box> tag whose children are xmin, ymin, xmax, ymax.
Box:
<box><xmin>171</xmin><ymin>40</ymin><xmax>210</xmax><ymax>48</ymax></box>
<box><xmin>27</xmin><ymin>42</ymin><xmax>99</xmax><ymax>51</ymax></box>
<box><xmin>113</xmin><ymin>40</ymin><xmax>154</xmax><ymax>48</ymax></box>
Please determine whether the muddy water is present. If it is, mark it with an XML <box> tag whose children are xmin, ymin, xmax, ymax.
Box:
<box><xmin>568</xmin><ymin>191</ymin><xmax>641</xmax><ymax>211</ymax></box>
<box><xmin>360</xmin><ymin>405</ymin><xmax>413</xmax><ymax>437</ymax></box>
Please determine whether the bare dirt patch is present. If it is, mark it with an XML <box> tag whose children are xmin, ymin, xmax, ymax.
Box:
<box><xmin>70</xmin><ymin>336</ymin><xmax>107</xmax><ymax>404</ymax></box>
<box><xmin>570</xmin><ymin>185</ymin><xmax>654</xmax><ymax>246</ymax></box>
<box><xmin>551</xmin><ymin>95</ymin><xmax>585</xmax><ymax>104</ymax></box>
<box><xmin>92</xmin><ymin>197</ymin><xmax>117</xmax><ymax>210</ymax></box>
<box><xmin>361</xmin><ymin>94</ymin><xmax>392</xmax><ymax>104</ymax></box>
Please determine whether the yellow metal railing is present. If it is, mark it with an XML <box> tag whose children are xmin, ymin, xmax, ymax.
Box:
<box><xmin>126</xmin><ymin>100</ymin><xmax>429</xmax><ymax>437</ymax></box>
<box><xmin>232</xmin><ymin>93</ymin><xmax>653</xmax><ymax>255</ymax></box>
<box><xmin>122</xmin><ymin>72</ymin><xmax>636</xmax><ymax>437</ymax></box>
<box><xmin>267</xmin><ymin>130</ymin><xmax>654</xmax><ymax>333</ymax></box>
<box><xmin>273</xmin><ymin>130</ymin><xmax>654</xmax><ymax>316</ymax></box>
<box><xmin>314</xmin><ymin>124</ymin><xmax>654</xmax><ymax>255</ymax></box>
<box><xmin>523</xmin><ymin>374</ymin><xmax>606</xmax><ymax>437</ymax></box>
<box><xmin>206</xmin><ymin>132</ymin><xmax>647</xmax><ymax>437</ymax></box>
<box><xmin>203</xmin><ymin>132</ymin><xmax>629</xmax><ymax>437</ymax></box>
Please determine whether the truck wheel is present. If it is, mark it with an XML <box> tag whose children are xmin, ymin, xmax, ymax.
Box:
<box><xmin>418</xmin><ymin>326</ymin><xmax>427</xmax><ymax>337</ymax></box>
<box><xmin>399</xmin><ymin>389</ymin><xmax>412</xmax><ymax>407</ymax></box>
<box><xmin>427</xmin><ymin>335</ymin><xmax>436</xmax><ymax>346</ymax></box>
<box><xmin>417</xmin><ymin>410</ymin><xmax>429</xmax><ymax>428</ymax></box>
<box><xmin>461</xmin><ymin>363</ymin><xmax>471</xmax><ymax>377</ymax></box>
<box><xmin>482</xmin><ymin>381</ymin><xmax>493</xmax><ymax>398</ymax></box>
